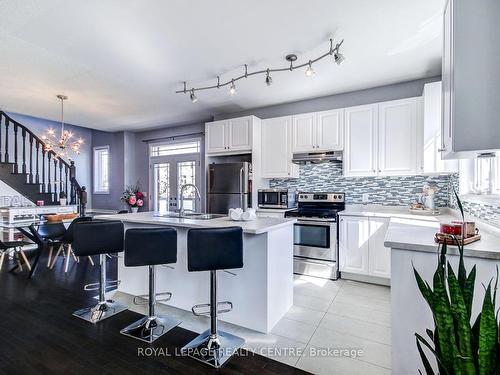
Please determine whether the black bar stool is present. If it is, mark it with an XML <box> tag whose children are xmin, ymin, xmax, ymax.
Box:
<box><xmin>120</xmin><ymin>228</ymin><xmax>181</xmax><ymax>343</ymax></box>
<box><xmin>181</xmin><ymin>227</ymin><xmax>245</xmax><ymax>368</ymax></box>
<box><xmin>71</xmin><ymin>220</ymin><xmax>127</xmax><ymax>324</ymax></box>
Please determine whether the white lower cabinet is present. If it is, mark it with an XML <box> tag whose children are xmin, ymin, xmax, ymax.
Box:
<box><xmin>367</xmin><ymin>217</ymin><xmax>391</xmax><ymax>278</ymax></box>
<box><xmin>339</xmin><ymin>216</ymin><xmax>370</xmax><ymax>274</ymax></box>
<box><xmin>339</xmin><ymin>215</ymin><xmax>391</xmax><ymax>281</ymax></box>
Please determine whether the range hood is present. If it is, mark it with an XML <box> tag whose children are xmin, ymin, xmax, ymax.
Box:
<box><xmin>292</xmin><ymin>151</ymin><xmax>343</xmax><ymax>164</ymax></box>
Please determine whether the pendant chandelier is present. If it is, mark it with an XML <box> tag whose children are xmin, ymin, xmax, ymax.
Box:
<box><xmin>41</xmin><ymin>95</ymin><xmax>84</xmax><ymax>159</ymax></box>
<box><xmin>177</xmin><ymin>37</ymin><xmax>345</xmax><ymax>103</ymax></box>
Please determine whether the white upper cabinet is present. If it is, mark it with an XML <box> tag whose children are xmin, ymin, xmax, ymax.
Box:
<box><xmin>344</xmin><ymin>104</ymin><xmax>378</xmax><ymax>176</ymax></box>
<box><xmin>292</xmin><ymin>113</ymin><xmax>316</xmax><ymax>153</ymax></box>
<box><xmin>261</xmin><ymin>116</ymin><xmax>299</xmax><ymax>178</ymax></box>
<box><xmin>441</xmin><ymin>0</ymin><xmax>500</xmax><ymax>159</ymax></box>
<box><xmin>292</xmin><ymin>110</ymin><xmax>344</xmax><ymax>153</ymax></box>
<box><xmin>344</xmin><ymin>98</ymin><xmax>421</xmax><ymax>177</ymax></box>
<box><xmin>228</xmin><ymin>117</ymin><xmax>252</xmax><ymax>151</ymax></box>
<box><xmin>206</xmin><ymin>120</ymin><xmax>227</xmax><ymax>154</ymax></box>
<box><xmin>423</xmin><ymin>82</ymin><xmax>458</xmax><ymax>174</ymax></box>
<box><xmin>378</xmin><ymin>98</ymin><xmax>418</xmax><ymax>176</ymax></box>
<box><xmin>316</xmin><ymin>109</ymin><xmax>344</xmax><ymax>151</ymax></box>
<box><xmin>206</xmin><ymin>116</ymin><xmax>253</xmax><ymax>154</ymax></box>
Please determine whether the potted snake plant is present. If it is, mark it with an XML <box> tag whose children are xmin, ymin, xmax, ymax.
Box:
<box><xmin>414</xmin><ymin>190</ymin><xmax>499</xmax><ymax>374</ymax></box>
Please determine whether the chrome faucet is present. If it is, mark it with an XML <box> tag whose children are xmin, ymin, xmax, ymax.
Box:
<box><xmin>179</xmin><ymin>183</ymin><xmax>201</xmax><ymax>217</ymax></box>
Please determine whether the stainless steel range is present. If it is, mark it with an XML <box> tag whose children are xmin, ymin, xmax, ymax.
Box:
<box><xmin>285</xmin><ymin>192</ymin><xmax>345</xmax><ymax>280</ymax></box>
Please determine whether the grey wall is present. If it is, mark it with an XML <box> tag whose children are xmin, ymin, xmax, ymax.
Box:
<box><xmin>214</xmin><ymin>76</ymin><xmax>441</xmax><ymax>121</ymax></box>
<box><xmin>6</xmin><ymin>112</ymin><xmax>93</xmax><ymax>206</ymax></box>
<box><xmin>91</xmin><ymin>130</ymin><xmax>125</xmax><ymax>210</ymax></box>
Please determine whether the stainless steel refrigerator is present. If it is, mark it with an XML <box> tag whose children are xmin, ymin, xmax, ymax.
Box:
<box><xmin>207</xmin><ymin>162</ymin><xmax>251</xmax><ymax>214</ymax></box>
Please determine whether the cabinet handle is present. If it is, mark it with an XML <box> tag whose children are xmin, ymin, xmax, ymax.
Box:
<box><xmin>437</xmin><ymin>148</ymin><xmax>446</xmax><ymax>152</ymax></box>
<box><xmin>378</xmin><ymin>169</ymin><xmax>381</xmax><ymax>173</ymax></box>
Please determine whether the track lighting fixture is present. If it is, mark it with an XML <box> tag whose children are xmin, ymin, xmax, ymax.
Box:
<box><xmin>265</xmin><ymin>69</ymin><xmax>272</xmax><ymax>86</ymax></box>
<box><xmin>229</xmin><ymin>80</ymin><xmax>236</xmax><ymax>96</ymax></box>
<box><xmin>189</xmin><ymin>89</ymin><xmax>198</xmax><ymax>103</ymax></box>
<box><xmin>305</xmin><ymin>61</ymin><xmax>315</xmax><ymax>77</ymax></box>
<box><xmin>178</xmin><ymin>37</ymin><xmax>345</xmax><ymax>102</ymax></box>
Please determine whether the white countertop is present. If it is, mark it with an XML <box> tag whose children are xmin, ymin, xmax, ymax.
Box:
<box><xmin>95</xmin><ymin>211</ymin><xmax>296</xmax><ymax>235</ymax></box>
<box><xmin>339</xmin><ymin>204</ymin><xmax>446</xmax><ymax>218</ymax></box>
<box><xmin>384</xmin><ymin>214</ymin><xmax>500</xmax><ymax>260</ymax></box>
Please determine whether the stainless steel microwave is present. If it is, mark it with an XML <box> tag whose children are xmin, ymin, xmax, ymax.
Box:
<box><xmin>258</xmin><ymin>189</ymin><xmax>296</xmax><ymax>209</ymax></box>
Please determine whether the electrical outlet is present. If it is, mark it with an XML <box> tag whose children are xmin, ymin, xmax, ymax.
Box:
<box><xmin>362</xmin><ymin>193</ymin><xmax>370</xmax><ymax>203</ymax></box>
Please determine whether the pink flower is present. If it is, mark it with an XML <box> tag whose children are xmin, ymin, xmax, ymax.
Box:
<box><xmin>128</xmin><ymin>195</ymin><xmax>137</xmax><ymax>205</ymax></box>
<box><xmin>135</xmin><ymin>191</ymin><xmax>144</xmax><ymax>200</ymax></box>
<box><xmin>137</xmin><ymin>199</ymin><xmax>144</xmax><ymax>207</ymax></box>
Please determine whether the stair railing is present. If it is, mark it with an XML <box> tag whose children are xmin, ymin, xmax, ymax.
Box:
<box><xmin>0</xmin><ymin>110</ymin><xmax>86</xmax><ymax>214</ymax></box>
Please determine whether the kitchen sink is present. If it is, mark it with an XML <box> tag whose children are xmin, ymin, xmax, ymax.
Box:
<box><xmin>154</xmin><ymin>212</ymin><xmax>226</xmax><ymax>220</ymax></box>
<box><xmin>180</xmin><ymin>213</ymin><xmax>226</xmax><ymax>220</ymax></box>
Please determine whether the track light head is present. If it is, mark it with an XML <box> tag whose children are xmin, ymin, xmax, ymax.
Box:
<box><xmin>190</xmin><ymin>89</ymin><xmax>198</xmax><ymax>103</ymax></box>
<box><xmin>229</xmin><ymin>80</ymin><xmax>236</xmax><ymax>96</ymax></box>
<box><xmin>265</xmin><ymin>69</ymin><xmax>272</xmax><ymax>86</ymax></box>
<box><xmin>334</xmin><ymin>44</ymin><xmax>345</xmax><ymax>65</ymax></box>
<box><xmin>305</xmin><ymin>61</ymin><xmax>315</xmax><ymax>77</ymax></box>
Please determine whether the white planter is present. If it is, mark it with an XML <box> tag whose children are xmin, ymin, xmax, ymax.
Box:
<box><xmin>59</xmin><ymin>198</ymin><xmax>67</xmax><ymax>206</ymax></box>
<box><xmin>130</xmin><ymin>207</ymin><xmax>139</xmax><ymax>213</ymax></box>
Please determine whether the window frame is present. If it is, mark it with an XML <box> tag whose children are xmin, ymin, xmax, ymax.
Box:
<box><xmin>473</xmin><ymin>155</ymin><xmax>500</xmax><ymax>195</ymax></box>
<box><xmin>93</xmin><ymin>145</ymin><xmax>110</xmax><ymax>194</ymax></box>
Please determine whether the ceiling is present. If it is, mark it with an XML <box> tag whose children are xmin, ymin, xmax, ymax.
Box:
<box><xmin>0</xmin><ymin>0</ymin><xmax>445</xmax><ymax>132</ymax></box>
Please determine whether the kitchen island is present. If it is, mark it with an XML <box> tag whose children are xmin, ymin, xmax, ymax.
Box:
<box><xmin>96</xmin><ymin>212</ymin><xmax>296</xmax><ymax>333</ymax></box>
<box><xmin>385</xmin><ymin>215</ymin><xmax>500</xmax><ymax>374</ymax></box>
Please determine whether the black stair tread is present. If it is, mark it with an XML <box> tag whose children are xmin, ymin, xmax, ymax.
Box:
<box><xmin>0</xmin><ymin>162</ymin><xmax>15</xmax><ymax>165</ymax></box>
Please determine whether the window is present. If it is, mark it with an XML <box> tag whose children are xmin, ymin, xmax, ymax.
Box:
<box><xmin>474</xmin><ymin>154</ymin><xmax>500</xmax><ymax>194</ymax></box>
<box><xmin>150</xmin><ymin>141</ymin><xmax>200</xmax><ymax>157</ymax></box>
<box><xmin>93</xmin><ymin>146</ymin><xmax>109</xmax><ymax>194</ymax></box>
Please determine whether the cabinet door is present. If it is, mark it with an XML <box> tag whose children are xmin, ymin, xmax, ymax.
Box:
<box><xmin>228</xmin><ymin>117</ymin><xmax>252</xmax><ymax>152</ymax></box>
<box><xmin>292</xmin><ymin>113</ymin><xmax>316</xmax><ymax>153</ymax></box>
<box><xmin>206</xmin><ymin>121</ymin><xmax>227</xmax><ymax>153</ymax></box>
<box><xmin>261</xmin><ymin>116</ymin><xmax>294</xmax><ymax>178</ymax></box>
<box><xmin>344</xmin><ymin>105</ymin><xmax>378</xmax><ymax>176</ymax></box>
<box><xmin>316</xmin><ymin>109</ymin><xmax>344</xmax><ymax>151</ymax></box>
<box><xmin>339</xmin><ymin>216</ymin><xmax>370</xmax><ymax>275</ymax></box>
<box><xmin>441</xmin><ymin>0</ymin><xmax>453</xmax><ymax>158</ymax></box>
<box><xmin>368</xmin><ymin>217</ymin><xmax>391</xmax><ymax>279</ymax></box>
<box><xmin>378</xmin><ymin>98</ymin><xmax>417</xmax><ymax>176</ymax></box>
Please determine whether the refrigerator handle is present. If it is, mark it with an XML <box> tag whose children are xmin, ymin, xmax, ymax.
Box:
<box><xmin>239</xmin><ymin>167</ymin><xmax>244</xmax><ymax>210</ymax></box>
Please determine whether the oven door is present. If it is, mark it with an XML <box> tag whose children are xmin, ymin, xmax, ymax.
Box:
<box><xmin>293</xmin><ymin>220</ymin><xmax>336</xmax><ymax>262</ymax></box>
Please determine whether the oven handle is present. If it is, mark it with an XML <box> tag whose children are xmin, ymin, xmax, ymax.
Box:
<box><xmin>296</xmin><ymin>220</ymin><xmax>335</xmax><ymax>227</ymax></box>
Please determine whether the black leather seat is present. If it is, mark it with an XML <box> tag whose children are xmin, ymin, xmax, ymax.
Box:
<box><xmin>120</xmin><ymin>228</ymin><xmax>181</xmax><ymax>343</ymax></box>
<box><xmin>38</xmin><ymin>222</ymin><xmax>66</xmax><ymax>268</ymax></box>
<box><xmin>49</xmin><ymin>216</ymin><xmax>94</xmax><ymax>271</ymax></box>
<box><xmin>71</xmin><ymin>220</ymin><xmax>127</xmax><ymax>324</ymax></box>
<box><xmin>182</xmin><ymin>227</ymin><xmax>245</xmax><ymax>368</ymax></box>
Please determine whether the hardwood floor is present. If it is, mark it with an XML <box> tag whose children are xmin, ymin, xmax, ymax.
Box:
<box><xmin>0</xmin><ymin>252</ymin><xmax>309</xmax><ymax>375</ymax></box>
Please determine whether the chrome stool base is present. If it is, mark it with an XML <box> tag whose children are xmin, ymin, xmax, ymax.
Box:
<box><xmin>73</xmin><ymin>300</ymin><xmax>127</xmax><ymax>324</ymax></box>
<box><xmin>120</xmin><ymin>315</ymin><xmax>181</xmax><ymax>343</ymax></box>
<box><xmin>182</xmin><ymin>329</ymin><xmax>245</xmax><ymax>368</ymax></box>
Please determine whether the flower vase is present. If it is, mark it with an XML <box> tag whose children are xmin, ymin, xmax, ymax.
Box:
<box><xmin>130</xmin><ymin>207</ymin><xmax>139</xmax><ymax>213</ymax></box>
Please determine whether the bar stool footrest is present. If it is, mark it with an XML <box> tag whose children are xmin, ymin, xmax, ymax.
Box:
<box><xmin>192</xmin><ymin>301</ymin><xmax>233</xmax><ymax>316</ymax></box>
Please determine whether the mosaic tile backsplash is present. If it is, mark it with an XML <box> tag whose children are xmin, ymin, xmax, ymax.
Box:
<box><xmin>269</xmin><ymin>163</ymin><xmax>454</xmax><ymax>207</ymax></box>
<box><xmin>447</xmin><ymin>173</ymin><xmax>500</xmax><ymax>226</ymax></box>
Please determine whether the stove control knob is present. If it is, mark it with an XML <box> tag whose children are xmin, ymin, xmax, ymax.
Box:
<box><xmin>333</xmin><ymin>195</ymin><xmax>337</xmax><ymax>199</ymax></box>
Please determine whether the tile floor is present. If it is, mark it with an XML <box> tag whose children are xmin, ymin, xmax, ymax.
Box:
<box><xmin>115</xmin><ymin>275</ymin><xmax>391</xmax><ymax>375</ymax></box>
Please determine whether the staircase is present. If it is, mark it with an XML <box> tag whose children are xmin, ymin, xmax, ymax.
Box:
<box><xmin>0</xmin><ymin>110</ymin><xmax>86</xmax><ymax>211</ymax></box>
